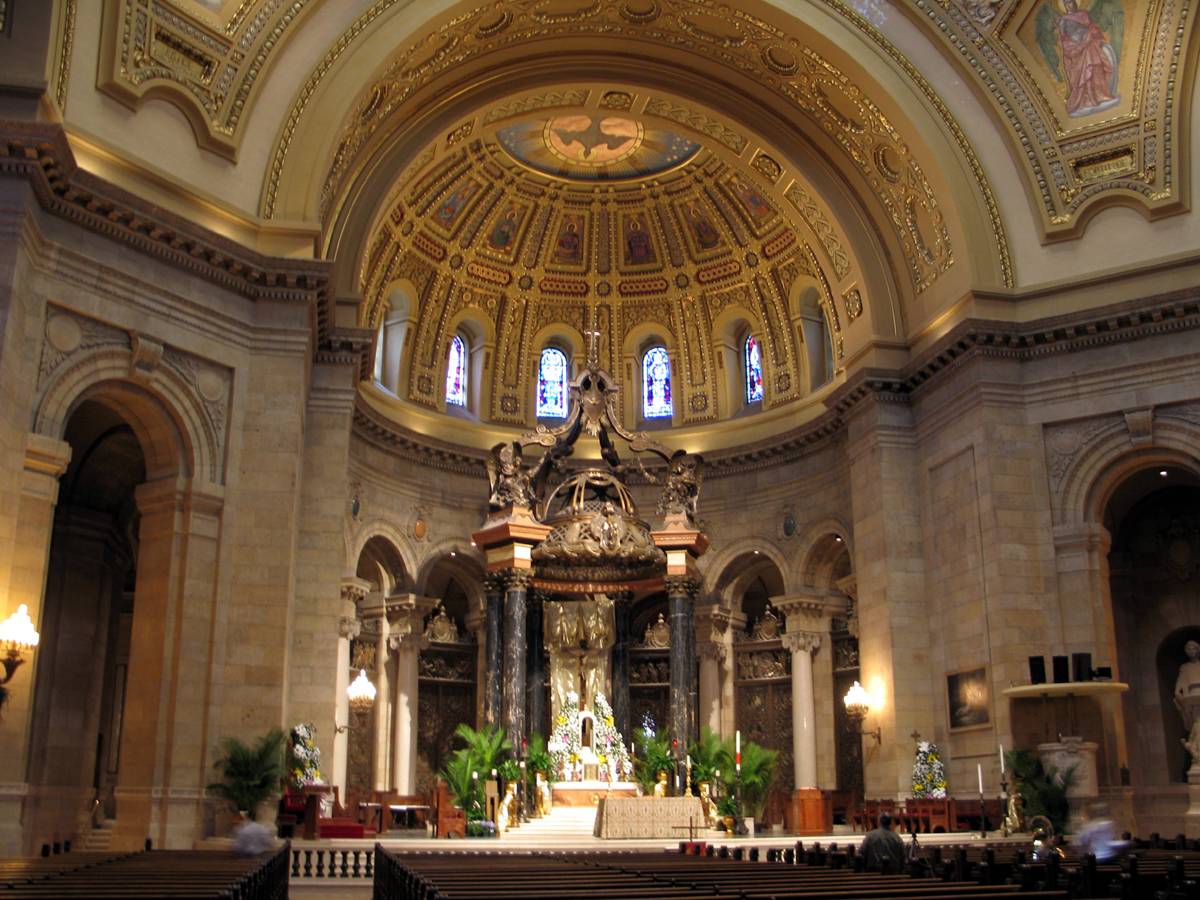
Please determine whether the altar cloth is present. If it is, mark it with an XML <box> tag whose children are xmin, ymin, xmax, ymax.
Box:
<box><xmin>593</xmin><ymin>796</ymin><xmax>706</xmax><ymax>839</ymax></box>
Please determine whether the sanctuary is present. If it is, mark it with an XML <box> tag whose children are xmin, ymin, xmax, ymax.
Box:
<box><xmin>0</xmin><ymin>0</ymin><xmax>1199</xmax><ymax>858</ymax></box>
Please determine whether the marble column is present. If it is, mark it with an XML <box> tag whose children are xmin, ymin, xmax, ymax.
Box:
<box><xmin>526</xmin><ymin>591</ymin><xmax>547</xmax><ymax>743</ymax></box>
<box><xmin>483</xmin><ymin>573</ymin><xmax>504</xmax><ymax>727</ymax></box>
<box><xmin>502</xmin><ymin>569</ymin><xmax>532</xmax><ymax>749</ymax></box>
<box><xmin>369</xmin><ymin>612</ymin><xmax>391</xmax><ymax>790</ymax></box>
<box><xmin>611</xmin><ymin>592</ymin><xmax>632</xmax><ymax>742</ymax></box>
<box><xmin>783</xmin><ymin>631</ymin><xmax>821</xmax><ymax>789</ymax></box>
<box><xmin>391</xmin><ymin>634</ymin><xmax>421</xmax><ymax>793</ymax></box>
<box><xmin>666</xmin><ymin>575</ymin><xmax>698</xmax><ymax>752</ymax></box>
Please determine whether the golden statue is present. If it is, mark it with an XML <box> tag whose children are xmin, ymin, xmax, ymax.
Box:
<box><xmin>698</xmin><ymin>781</ymin><xmax>718</xmax><ymax>825</ymax></box>
<box><xmin>535</xmin><ymin>772</ymin><xmax>552</xmax><ymax>816</ymax></box>
<box><xmin>496</xmin><ymin>783</ymin><xmax>517</xmax><ymax>835</ymax></box>
<box><xmin>653</xmin><ymin>770</ymin><xmax>668</xmax><ymax>798</ymax></box>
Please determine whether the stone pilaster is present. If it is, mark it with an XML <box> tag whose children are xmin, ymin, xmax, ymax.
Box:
<box><xmin>386</xmin><ymin>593</ymin><xmax>435</xmax><ymax>793</ymax></box>
<box><xmin>694</xmin><ymin>605</ymin><xmax>732</xmax><ymax>738</ymax></box>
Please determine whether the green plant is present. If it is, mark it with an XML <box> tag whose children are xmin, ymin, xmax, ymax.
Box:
<box><xmin>440</xmin><ymin>723</ymin><xmax>512</xmax><ymax>818</ymax></box>
<box><xmin>1006</xmin><ymin>748</ymin><xmax>1075</xmax><ymax>836</ymax></box>
<box><xmin>716</xmin><ymin>793</ymin><xmax>739</xmax><ymax>819</ymax></box>
<box><xmin>527</xmin><ymin>732</ymin><xmax>554</xmax><ymax>778</ymax></box>
<box><xmin>688</xmin><ymin>726</ymin><xmax>730</xmax><ymax>787</ymax></box>
<box><xmin>726</xmin><ymin>738</ymin><xmax>778</xmax><ymax>820</ymax></box>
<box><xmin>499</xmin><ymin>758</ymin><xmax>521</xmax><ymax>784</ymax></box>
<box><xmin>633</xmin><ymin>727</ymin><xmax>675</xmax><ymax>795</ymax></box>
<box><xmin>207</xmin><ymin>728</ymin><xmax>286</xmax><ymax>820</ymax></box>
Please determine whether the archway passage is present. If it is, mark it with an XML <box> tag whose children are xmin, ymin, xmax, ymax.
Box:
<box><xmin>1107</xmin><ymin>468</ymin><xmax>1200</xmax><ymax>818</ymax></box>
<box><xmin>27</xmin><ymin>400</ymin><xmax>145</xmax><ymax>845</ymax></box>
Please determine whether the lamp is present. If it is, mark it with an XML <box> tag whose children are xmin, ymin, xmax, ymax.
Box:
<box><xmin>335</xmin><ymin>669</ymin><xmax>378</xmax><ymax>732</ymax></box>
<box><xmin>843</xmin><ymin>680</ymin><xmax>881</xmax><ymax>744</ymax></box>
<box><xmin>0</xmin><ymin>603</ymin><xmax>40</xmax><ymax>685</ymax></box>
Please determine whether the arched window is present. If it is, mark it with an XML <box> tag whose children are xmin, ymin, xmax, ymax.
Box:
<box><xmin>536</xmin><ymin>346</ymin><xmax>569</xmax><ymax>418</ymax></box>
<box><xmin>445</xmin><ymin>334</ymin><xmax>467</xmax><ymax>407</ymax></box>
<box><xmin>642</xmin><ymin>346</ymin><xmax>673</xmax><ymax>419</ymax></box>
<box><xmin>744</xmin><ymin>334</ymin><xmax>764</xmax><ymax>404</ymax></box>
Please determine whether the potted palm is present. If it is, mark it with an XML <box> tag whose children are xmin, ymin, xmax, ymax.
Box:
<box><xmin>725</xmin><ymin>737</ymin><xmax>777</xmax><ymax>833</ymax></box>
<box><xmin>633</xmin><ymin>727</ymin><xmax>675</xmax><ymax>796</ymax></box>
<box><xmin>439</xmin><ymin>723</ymin><xmax>511</xmax><ymax>835</ymax></box>
<box><xmin>208</xmin><ymin>728</ymin><xmax>286</xmax><ymax>824</ymax></box>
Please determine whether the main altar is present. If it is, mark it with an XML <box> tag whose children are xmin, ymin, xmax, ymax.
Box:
<box><xmin>472</xmin><ymin>339</ymin><xmax>708</xmax><ymax>819</ymax></box>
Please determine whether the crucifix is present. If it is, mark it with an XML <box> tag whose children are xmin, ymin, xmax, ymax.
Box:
<box><xmin>585</xmin><ymin>328</ymin><xmax>603</xmax><ymax>367</ymax></box>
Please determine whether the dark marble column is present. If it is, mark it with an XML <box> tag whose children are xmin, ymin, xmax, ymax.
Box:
<box><xmin>483</xmin><ymin>573</ymin><xmax>504</xmax><ymax>727</ymax></box>
<box><xmin>610</xmin><ymin>591</ymin><xmax>632</xmax><ymax>742</ymax></box>
<box><xmin>666</xmin><ymin>575</ymin><xmax>698</xmax><ymax>760</ymax></box>
<box><xmin>502</xmin><ymin>569</ymin><xmax>532</xmax><ymax>750</ymax></box>
<box><xmin>526</xmin><ymin>590</ymin><xmax>547</xmax><ymax>742</ymax></box>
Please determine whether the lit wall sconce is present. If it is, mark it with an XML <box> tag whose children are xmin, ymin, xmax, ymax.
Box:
<box><xmin>843</xmin><ymin>680</ymin><xmax>881</xmax><ymax>744</ymax></box>
<box><xmin>336</xmin><ymin>669</ymin><xmax>378</xmax><ymax>733</ymax></box>
<box><xmin>0</xmin><ymin>603</ymin><xmax>40</xmax><ymax>686</ymax></box>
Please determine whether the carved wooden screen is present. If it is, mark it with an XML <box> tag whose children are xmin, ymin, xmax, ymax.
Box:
<box><xmin>629</xmin><ymin>649</ymin><xmax>669</xmax><ymax>737</ymax></box>
<box><xmin>832</xmin><ymin>620</ymin><xmax>864</xmax><ymax>798</ymax></box>
<box><xmin>417</xmin><ymin>645</ymin><xmax>475</xmax><ymax>796</ymax></box>
<box><xmin>734</xmin><ymin>637</ymin><xmax>793</xmax><ymax>825</ymax></box>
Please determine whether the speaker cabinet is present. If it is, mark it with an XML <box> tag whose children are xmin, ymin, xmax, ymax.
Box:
<box><xmin>1028</xmin><ymin>656</ymin><xmax>1046</xmax><ymax>685</ymax></box>
<box><xmin>1052</xmin><ymin>655</ymin><xmax>1070</xmax><ymax>683</ymax></box>
<box><xmin>1072</xmin><ymin>652</ymin><xmax>1093</xmax><ymax>682</ymax></box>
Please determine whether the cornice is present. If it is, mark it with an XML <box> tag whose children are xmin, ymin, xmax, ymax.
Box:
<box><xmin>0</xmin><ymin>120</ymin><xmax>344</xmax><ymax>354</ymax></box>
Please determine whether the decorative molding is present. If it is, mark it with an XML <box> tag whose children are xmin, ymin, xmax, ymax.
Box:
<box><xmin>97</xmin><ymin>0</ymin><xmax>317</xmax><ymax>159</ymax></box>
<box><xmin>781</xmin><ymin>630</ymin><xmax>821</xmax><ymax>654</ymax></box>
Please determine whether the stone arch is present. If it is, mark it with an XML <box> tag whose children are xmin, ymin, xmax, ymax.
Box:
<box><xmin>351</xmin><ymin>529</ymin><xmax>416</xmax><ymax>596</ymax></box>
<box><xmin>702</xmin><ymin>537</ymin><xmax>791</xmax><ymax>612</ymax></box>
<box><xmin>439</xmin><ymin>309</ymin><xmax>494</xmax><ymax>418</ymax></box>
<box><xmin>529</xmin><ymin>322</ymin><xmax>585</xmax><ymax>419</ymax></box>
<box><xmin>347</xmin><ymin>518</ymin><xmax>419</xmax><ymax>591</ymax></box>
<box><xmin>795</xmin><ymin>518</ymin><xmax>855</xmax><ymax>591</ymax></box>
<box><xmin>711</xmin><ymin>304</ymin><xmax>766</xmax><ymax>419</ymax></box>
<box><xmin>414</xmin><ymin>539</ymin><xmax>486</xmax><ymax>610</ymax></box>
<box><xmin>34</xmin><ymin>345</ymin><xmax>218</xmax><ymax>484</ymax></box>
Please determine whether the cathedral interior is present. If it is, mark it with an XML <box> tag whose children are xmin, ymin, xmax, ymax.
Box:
<box><xmin>0</xmin><ymin>0</ymin><xmax>1199</xmax><ymax>858</ymax></box>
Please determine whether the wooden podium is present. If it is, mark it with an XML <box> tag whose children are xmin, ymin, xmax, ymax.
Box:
<box><xmin>787</xmin><ymin>788</ymin><xmax>832</xmax><ymax>834</ymax></box>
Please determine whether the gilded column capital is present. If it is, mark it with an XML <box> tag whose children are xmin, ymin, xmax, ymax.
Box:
<box><xmin>338</xmin><ymin>616</ymin><xmax>361</xmax><ymax>640</ymax></box>
<box><xmin>483</xmin><ymin>571</ymin><xmax>506</xmax><ymax>595</ymax></box>
<box><xmin>664</xmin><ymin>574</ymin><xmax>699</xmax><ymax>599</ymax></box>
<box><xmin>782</xmin><ymin>630</ymin><xmax>821</xmax><ymax>655</ymax></box>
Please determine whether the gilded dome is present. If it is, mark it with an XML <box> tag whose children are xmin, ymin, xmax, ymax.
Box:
<box><xmin>361</xmin><ymin>91</ymin><xmax>858</xmax><ymax>448</ymax></box>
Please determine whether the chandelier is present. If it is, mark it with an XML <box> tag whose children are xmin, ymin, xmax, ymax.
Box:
<box><xmin>347</xmin><ymin>669</ymin><xmax>377</xmax><ymax>710</ymax></box>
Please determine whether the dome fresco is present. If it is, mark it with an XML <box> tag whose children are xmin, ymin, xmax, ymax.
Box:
<box><xmin>363</xmin><ymin>110</ymin><xmax>849</xmax><ymax>433</ymax></box>
<box><xmin>496</xmin><ymin>115</ymin><xmax>701</xmax><ymax>180</ymax></box>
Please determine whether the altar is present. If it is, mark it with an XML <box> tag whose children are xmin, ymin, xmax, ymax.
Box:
<box><xmin>593</xmin><ymin>796</ymin><xmax>707</xmax><ymax>839</ymax></box>
<box><xmin>551</xmin><ymin>780</ymin><xmax>638</xmax><ymax>807</ymax></box>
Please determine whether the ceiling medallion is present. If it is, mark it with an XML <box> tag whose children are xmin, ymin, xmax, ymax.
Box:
<box><xmin>619</xmin><ymin>0</ymin><xmax>660</xmax><ymax>23</ymax></box>
<box><xmin>544</xmin><ymin>115</ymin><xmax>644</xmax><ymax>168</ymax></box>
<box><xmin>497</xmin><ymin>114</ymin><xmax>700</xmax><ymax>181</ymax></box>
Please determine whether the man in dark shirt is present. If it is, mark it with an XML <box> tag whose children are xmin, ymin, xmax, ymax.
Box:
<box><xmin>860</xmin><ymin>811</ymin><xmax>906</xmax><ymax>872</ymax></box>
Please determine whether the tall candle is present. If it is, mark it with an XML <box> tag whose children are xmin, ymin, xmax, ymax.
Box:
<box><xmin>977</xmin><ymin>763</ymin><xmax>983</xmax><ymax>794</ymax></box>
<box><xmin>736</xmin><ymin>730</ymin><xmax>741</xmax><ymax>754</ymax></box>
<box><xmin>999</xmin><ymin>744</ymin><xmax>1005</xmax><ymax>775</ymax></box>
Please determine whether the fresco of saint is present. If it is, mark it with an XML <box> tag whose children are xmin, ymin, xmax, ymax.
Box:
<box><xmin>551</xmin><ymin>215</ymin><xmax>583</xmax><ymax>265</ymax></box>
<box><xmin>623</xmin><ymin>216</ymin><xmax>656</xmax><ymax>266</ymax></box>
<box><xmin>433</xmin><ymin>182</ymin><xmax>478</xmax><ymax>229</ymax></box>
<box><xmin>488</xmin><ymin>208</ymin><xmax>521</xmax><ymax>252</ymax></box>
<box><xmin>730</xmin><ymin>177</ymin><xmax>774</xmax><ymax>225</ymax></box>
<box><xmin>1034</xmin><ymin>0</ymin><xmax>1123</xmax><ymax>118</ymax></box>
<box><xmin>686</xmin><ymin>205</ymin><xmax>721</xmax><ymax>251</ymax></box>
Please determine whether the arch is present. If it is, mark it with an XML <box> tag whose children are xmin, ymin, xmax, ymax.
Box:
<box><xmin>34</xmin><ymin>347</ymin><xmax>214</xmax><ymax>483</ymax></box>
<box><xmin>711</xmin><ymin>305</ymin><xmax>766</xmax><ymax>419</ymax></box>
<box><xmin>794</xmin><ymin>518</ymin><xmax>855</xmax><ymax>590</ymax></box>
<box><xmin>438</xmin><ymin>308</ymin><xmax>494</xmax><ymax>418</ymax></box>
<box><xmin>414</xmin><ymin>539</ymin><xmax>487</xmax><ymax>610</ymax></box>
<box><xmin>640</xmin><ymin>345</ymin><xmax>674</xmax><ymax>421</ymax></box>
<box><xmin>1053</xmin><ymin>419</ymin><xmax>1200</xmax><ymax>529</ymax></box>
<box><xmin>373</xmin><ymin>279</ymin><xmax>418</xmax><ymax>394</ymax></box>
<box><xmin>349</xmin><ymin>526</ymin><xmax>416</xmax><ymax>596</ymax></box>
<box><xmin>535</xmin><ymin>345</ymin><xmax>571</xmax><ymax>420</ymax></box>
<box><xmin>701</xmin><ymin>537</ymin><xmax>792</xmax><ymax>610</ymax></box>
<box><xmin>347</xmin><ymin>518</ymin><xmax>420</xmax><ymax>589</ymax></box>
<box><xmin>444</xmin><ymin>334</ymin><xmax>468</xmax><ymax>407</ymax></box>
<box><xmin>789</xmin><ymin>279</ymin><xmax>835</xmax><ymax>394</ymax></box>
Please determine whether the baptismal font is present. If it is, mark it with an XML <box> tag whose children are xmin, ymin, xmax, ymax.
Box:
<box><xmin>472</xmin><ymin>334</ymin><xmax>707</xmax><ymax>808</ymax></box>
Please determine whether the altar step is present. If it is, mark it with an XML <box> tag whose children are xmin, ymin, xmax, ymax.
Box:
<box><xmin>500</xmin><ymin>805</ymin><xmax>596</xmax><ymax>843</ymax></box>
<box><xmin>78</xmin><ymin>820</ymin><xmax>115</xmax><ymax>852</ymax></box>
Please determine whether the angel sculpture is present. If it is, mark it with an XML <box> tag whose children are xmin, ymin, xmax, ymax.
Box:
<box><xmin>1034</xmin><ymin>0</ymin><xmax>1123</xmax><ymax>118</ymax></box>
<box><xmin>656</xmin><ymin>449</ymin><xmax>703</xmax><ymax>522</ymax></box>
<box><xmin>485</xmin><ymin>441</ymin><xmax>534</xmax><ymax>510</ymax></box>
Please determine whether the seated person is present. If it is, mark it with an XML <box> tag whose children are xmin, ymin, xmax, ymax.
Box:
<box><xmin>860</xmin><ymin>811</ymin><xmax>906</xmax><ymax>872</ymax></box>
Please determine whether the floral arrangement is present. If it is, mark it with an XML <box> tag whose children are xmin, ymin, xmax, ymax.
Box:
<box><xmin>548</xmin><ymin>693</ymin><xmax>583</xmax><ymax>780</ymax></box>
<box><xmin>288</xmin><ymin>723</ymin><xmax>323</xmax><ymax>788</ymax></box>
<box><xmin>591</xmin><ymin>693</ymin><xmax>633</xmax><ymax>783</ymax></box>
<box><xmin>911</xmin><ymin>740</ymin><xmax>948</xmax><ymax>798</ymax></box>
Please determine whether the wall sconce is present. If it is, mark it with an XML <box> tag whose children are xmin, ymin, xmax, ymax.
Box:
<box><xmin>336</xmin><ymin>669</ymin><xmax>378</xmax><ymax>733</ymax></box>
<box><xmin>0</xmin><ymin>604</ymin><xmax>40</xmax><ymax>685</ymax></box>
<box><xmin>843</xmin><ymin>680</ymin><xmax>881</xmax><ymax>744</ymax></box>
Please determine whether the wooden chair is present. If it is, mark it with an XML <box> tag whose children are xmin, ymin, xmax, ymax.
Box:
<box><xmin>434</xmin><ymin>779</ymin><xmax>465</xmax><ymax>839</ymax></box>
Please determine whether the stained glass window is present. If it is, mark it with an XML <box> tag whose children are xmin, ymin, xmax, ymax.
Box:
<box><xmin>642</xmin><ymin>345</ymin><xmax>673</xmax><ymax>419</ymax></box>
<box><xmin>537</xmin><ymin>346</ymin><xmax>569</xmax><ymax>418</ymax></box>
<box><xmin>744</xmin><ymin>334</ymin><xmax>764</xmax><ymax>404</ymax></box>
<box><xmin>445</xmin><ymin>334</ymin><xmax>467</xmax><ymax>407</ymax></box>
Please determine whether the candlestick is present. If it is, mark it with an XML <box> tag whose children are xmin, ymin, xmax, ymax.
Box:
<box><xmin>999</xmin><ymin>743</ymin><xmax>1005</xmax><ymax>775</ymax></box>
<box><xmin>736</xmin><ymin>730</ymin><xmax>741</xmax><ymax>755</ymax></box>
<box><xmin>977</xmin><ymin>763</ymin><xmax>983</xmax><ymax>794</ymax></box>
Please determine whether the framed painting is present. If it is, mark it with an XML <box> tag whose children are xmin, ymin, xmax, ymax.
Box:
<box><xmin>947</xmin><ymin>666</ymin><xmax>991</xmax><ymax>731</ymax></box>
